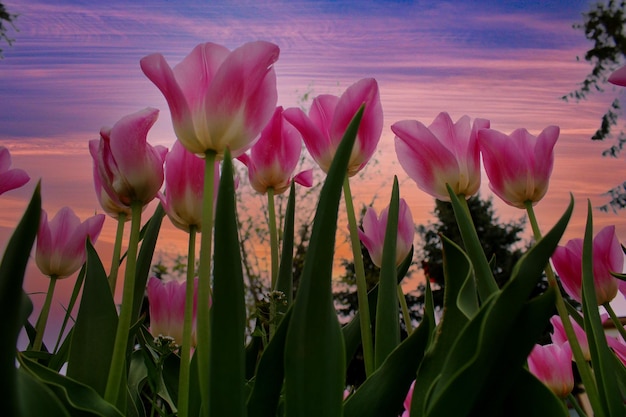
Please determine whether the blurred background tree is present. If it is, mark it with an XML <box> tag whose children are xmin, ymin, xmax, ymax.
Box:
<box><xmin>564</xmin><ymin>0</ymin><xmax>626</xmax><ymax>212</ymax></box>
<box><xmin>0</xmin><ymin>2</ymin><xmax>17</xmax><ymax>58</ymax></box>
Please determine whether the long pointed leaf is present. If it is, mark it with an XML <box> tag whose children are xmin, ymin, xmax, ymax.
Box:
<box><xmin>209</xmin><ymin>149</ymin><xmax>247</xmax><ymax>417</ymax></box>
<box><xmin>67</xmin><ymin>240</ymin><xmax>118</xmax><ymax>397</ymax></box>
<box><xmin>374</xmin><ymin>176</ymin><xmax>400</xmax><ymax>368</ymax></box>
<box><xmin>0</xmin><ymin>183</ymin><xmax>40</xmax><ymax>416</ymax></box>
<box><xmin>284</xmin><ymin>106</ymin><xmax>364</xmax><ymax>417</ymax></box>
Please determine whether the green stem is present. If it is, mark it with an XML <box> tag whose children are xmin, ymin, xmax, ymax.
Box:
<box><xmin>108</xmin><ymin>212</ymin><xmax>126</xmax><ymax>294</ymax></box>
<box><xmin>397</xmin><ymin>284</ymin><xmax>413</xmax><ymax>335</ymax></box>
<box><xmin>196</xmin><ymin>150</ymin><xmax>217</xmax><ymax>416</ymax></box>
<box><xmin>603</xmin><ymin>302</ymin><xmax>626</xmax><ymax>342</ymax></box>
<box><xmin>568</xmin><ymin>393</ymin><xmax>588</xmax><ymax>417</ymax></box>
<box><xmin>177</xmin><ymin>225</ymin><xmax>197</xmax><ymax>417</ymax></box>
<box><xmin>343</xmin><ymin>176</ymin><xmax>374</xmax><ymax>378</ymax></box>
<box><xmin>267</xmin><ymin>187</ymin><xmax>279</xmax><ymax>290</ymax></box>
<box><xmin>33</xmin><ymin>276</ymin><xmax>58</xmax><ymax>352</ymax></box>
<box><xmin>525</xmin><ymin>201</ymin><xmax>604</xmax><ymax>416</ymax></box>
<box><xmin>104</xmin><ymin>201</ymin><xmax>143</xmax><ymax>405</ymax></box>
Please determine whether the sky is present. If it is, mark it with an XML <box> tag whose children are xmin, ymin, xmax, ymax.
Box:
<box><xmin>2</xmin><ymin>0</ymin><xmax>626</xmax><ymax>338</ymax></box>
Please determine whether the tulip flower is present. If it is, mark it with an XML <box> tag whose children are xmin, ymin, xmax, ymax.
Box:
<box><xmin>237</xmin><ymin>106</ymin><xmax>313</xmax><ymax>195</ymax></box>
<box><xmin>89</xmin><ymin>107</ymin><xmax>167</xmax><ymax>208</ymax></box>
<box><xmin>92</xmin><ymin>163</ymin><xmax>132</xmax><ymax>220</ymax></box>
<box><xmin>140</xmin><ymin>41</ymin><xmax>279</xmax><ymax>158</ymax></box>
<box><xmin>0</xmin><ymin>146</ymin><xmax>29</xmax><ymax>195</ymax></box>
<box><xmin>608</xmin><ymin>64</ymin><xmax>626</xmax><ymax>87</ymax></box>
<box><xmin>358</xmin><ymin>198</ymin><xmax>414</xmax><ymax>268</ymax></box>
<box><xmin>552</xmin><ymin>225</ymin><xmax>622</xmax><ymax>305</ymax></box>
<box><xmin>392</xmin><ymin>112</ymin><xmax>488</xmax><ymax>201</ymax></box>
<box><xmin>401</xmin><ymin>380</ymin><xmax>415</xmax><ymax>417</ymax></box>
<box><xmin>528</xmin><ymin>343</ymin><xmax>574</xmax><ymax>398</ymax></box>
<box><xmin>36</xmin><ymin>207</ymin><xmax>105</xmax><ymax>279</ymax></box>
<box><xmin>478</xmin><ymin>125</ymin><xmax>559</xmax><ymax>209</ymax></box>
<box><xmin>283</xmin><ymin>78</ymin><xmax>383</xmax><ymax>177</ymax></box>
<box><xmin>147</xmin><ymin>276</ymin><xmax>202</xmax><ymax>347</ymax></box>
<box><xmin>550</xmin><ymin>314</ymin><xmax>593</xmax><ymax>362</ymax></box>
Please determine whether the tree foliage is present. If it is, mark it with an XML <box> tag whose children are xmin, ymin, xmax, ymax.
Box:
<box><xmin>0</xmin><ymin>2</ymin><xmax>17</xmax><ymax>58</ymax></box>
<box><xmin>564</xmin><ymin>0</ymin><xmax>626</xmax><ymax>212</ymax></box>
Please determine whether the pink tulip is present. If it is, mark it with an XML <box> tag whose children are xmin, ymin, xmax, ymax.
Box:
<box><xmin>607</xmin><ymin>335</ymin><xmax>626</xmax><ymax>366</ymax></box>
<box><xmin>358</xmin><ymin>198</ymin><xmax>414</xmax><ymax>268</ymax></box>
<box><xmin>283</xmin><ymin>78</ymin><xmax>383</xmax><ymax>177</ymax></box>
<box><xmin>552</xmin><ymin>225</ymin><xmax>622</xmax><ymax>305</ymax></box>
<box><xmin>36</xmin><ymin>207</ymin><xmax>105</xmax><ymax>278</ymax></box>
<box><xmin>608</xmin><ymin>64</ymin><xmax>626</xmax><ymax>87</ymax></box>
<box><xmin>237</xmin><ymin>106</ymin><xmax>312</xmax><ymax>195</ymax></box>
<box><xmin>550</xmin><ymin>314</ymin><xmax>597</xmax><ymax>361</ymax></box>
<box><xmin>147</xmin><ymin>276</ymin><xmax>202</xmax><ymax>347</ymax></box>
<box><xmin>528</xmin><ymin>343</ymin><xmax>574</xmax><ymax>398</ymax></box>
<box><xmin>90</xmin><ymin>108</ymin><xmax>167</xmax><ymax>208</ymax></box>
<box><xmin>92</xmin><ymin>163</ymin><xmax>132</xmax><ymax>220</ymax></box>
<box><xmin>0</xmin><ymin>146</ymin><xmax>29</xmax><ymax>195</ymax></box>
<box><xmin>141</xmin><ymin>41</ymin><xmax>279</xmax><ymax>158</ymax></box>
<box><xmin>478</xmin><ymin>125</ymin><xmax>559</xmax><ymax>209</ymax></box>
<box><xmin>401</xmin><ymin>380</ymin><xmax>415</xmax><ymax>417</ymax></box>
<box><xmin>392</xmin><ymin>112</ymin><xmax>488</xmax><ymax>201</ymax></box>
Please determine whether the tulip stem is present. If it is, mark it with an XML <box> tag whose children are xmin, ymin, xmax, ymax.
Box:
<box><xmin>343</xmin><ymin>176</ymin><xmax>375</xmax><ymax>378</ymax></box>
<box><xmin>32</xmin><ymin>275</ymin><xmax>57</xmax><ymax>352</ymax></box>
<box><xmin>196</xmin><ymin>150</ymin><xmax>217</xmax><ymax>416</ymax></box>
<box><xmin>177</xmin><ymin>225</ymin><xmax>197</xmax><ymax>417</ymax></box>
<box><xmin>105</xmin><ymin>201</ymin><xmax>142</xmax><ymax>405</ymax></box>
<box><xmin>397</xmin><ymin>284</ymin><xmax>413</xmax><ymax>335</ymax></box>
<box><xmin>267</xmin><ymin>187</ymin><xmax>279</xmax><ymax>289</ymax></box>
<box><xmin>603</xmin><ymin>302</ymin><xmax>626</xmax><ymax>342</ymax></box>
<box><xmin>525</xmin><ymin>201</ymin><xmax>603</xmax><ymax>416</ymax></box>
<box><xmin>108</xmin><ymin>212</ymin><xmax>126</xmax><ymax>294</ymax></box>
<box><xmin>568</xmin><ymin>393</ymin><xmax>588</xmax><ymax>417</ymax></box>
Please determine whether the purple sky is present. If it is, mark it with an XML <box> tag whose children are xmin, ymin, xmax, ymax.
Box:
<box><xmin>2</xmin><ymin>0</ymin><xmax>626</xmax><ymax>328</ymax></box>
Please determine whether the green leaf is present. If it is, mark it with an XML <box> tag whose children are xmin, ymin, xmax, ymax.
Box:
<box><xmin>53</xmin><ymin>264</ymin><xmax>85</xmax><ymax>354</ymax></box>
<box><xmin>0</xmin><ymin>183</ymin><xmax>40</xmax><ymax>416</ymax></box>
<box><xmin>581</xmin><ymin>200</ymin><xmax>625</xmax><ymax>417</ymax></box>
<box><xmin>424</xmin><ymin>197</ymin><xmax>573</xmax><ymax>416</ymax></box>
<box><xmin>343</xmin><ymin>311</ymin><xmax>432</xmax><ymax>417</ymax></box>
<box><xmin>17</xmin><ymin>367</ymin><xmax>70</xmax><ymax>417</ymax></box>
<box><xmin>18</xmin><ymin>352</ymin><xmax>124</xmax><ymax>417</ymax></box>
<box><xmin>131</xmin><ymin>203</ymin><xmax>165</xmax><ymax>325</ymax></box>
<box><xmin>247</xmin><ymin>308</ymin><xmax>292</xmax><ymax>417</ymax></box>
<box><xmin>374</xmin><ymin>176</ymin><xmax>401</xmax><ymax>368</ymax></box>
<box><xmin>447</xmin><ymin>184</ymin><xmax>499</xmax><ymax>300</ymax></box>
<box><xmin>127</xmin><ymin>350</ymin><xmax>147</xmax><ymax>417</ymax></box>
<box><xmin>275</xmin><ymin>181</ymin><xmax>296</xmax><ymax>315</ymax></box>
<box><xmin>209</xmin><ymin>149</ymin><xmax>247</xmax><ymax>417</ymax></box>
<box><xmin>284</xmin><ymin>106</ymin><xmax>364</xmax><ymax>417</ymax></box>
<box><xmin>67</xmin><ymin>240</ymin><xmax>118</xmax><ymax>397</ymax></box>
<box><xmin>500</xmin><ymin>368</ymin><xmax>569</xmax><ymax>417</ymax></box>
<box><xmin>410</xmin><ymin>235</ymin><xmax>471</xmax><ymax>414</ymax></box>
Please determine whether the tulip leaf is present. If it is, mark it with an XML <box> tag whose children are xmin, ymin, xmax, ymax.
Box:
<box><xmin>132</xmin><ymin>203</ymin><xmax>165</xmax><ymax>325</ymax></box>
<box><xmin>343</xmin><ymin>310</ymin><xmax>432</xmax><ymax>417</ymax></box>
<box><xmin>424</xmin><ymin>197</ymin><xmax>573</xmax><ymax>416</ymax></box>
<box><xmin>53</xmin><ymin>264</ymin><xmax>85</xmax><ymax>355</ymax></box>
<box><xmin>374</xmin><ymin>176</ymin><xmax>401</xmax><ymax>368</ymax></box>
<box><xmin>209</xmin><ymin>149</ymin><xmax>247</xmax><ymax>417</ymax></box>
<box><xmin>127</xmin><ymin>350</ymin><xmax>148</xmax><ymax>417</ymax></box>
<box><xmin>0</xmin><ymin>183</ymin><xmax>40</xmax><ymax>416</ymax></box>
<box><xmin>67</xmin><ymin>240</ymin><xmax>118</xmax><ymax>397</ymax></box>
<box><xmin>247</xmin><ymin>308</ymin><xmax>292</xmax><ymax>417</ymax></box>
<box><xmin>275</xmin><ymin>181</ymin><xmax>296</xmax><ymax>315</ymax></box>
<box><xmin>410</xmin><ymin>235</ymin><xmax>471</xmax><ymax>414</ymax></box>
<box><xmin>18</xmin><ymin>352</ymin><xmax>124</xmax><ymax>416</ymax></box>
<box><xmin>446</xmin><ymin>184</ymin><xmax>499</xmax><ymax>301</ymax></box>
<box><xmin>284</xmin><ymin>106</ymin><xmax>364</xmax><ymax>417</ymax></box>
<box><xmin>581</xmin><ymin>200</ymin><xmax>625</xmax><ymax>417</ymax></box>
<box><xmin>500</xmin><ymin>368</ymin><xmax>569</xmax><ymax>417</ymax></box>
<box><xmin>17</xmin><ymin>366</ymin><xmax>71</xmax><ymax>417</ymax></box>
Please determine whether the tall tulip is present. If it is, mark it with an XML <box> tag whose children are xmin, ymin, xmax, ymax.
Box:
<box><xmin>89</xmin><ymin>107</ymin><xmax>167</xmax><ymax>208</ymax></box>
<box><xmin>283</xmin><ymin>78</ymin><xmax>383</xmax><ymax>177</ymax></box>
<box><xmin>140</xmin><ymin>41</ymin><xmax>279</xmax><ymax>158</ymax></box>
<box><xmin>550</xmin><ymin>314</ymin><xmax>593</xmax><ymax>361</ymax></box>
<box><xmin>478</xmin><ymin>125</ymin><xmax>559</xmax><ymax>209</ymax></box>
<box><xmin>392</xmin><ymin>112</ymin><xmax>488</xmax><ymax>201</ymax></box>
<box><xmin>552</xmin><ymin>225</ymin><xmax>622</xmax><ymax>305</ymax></box>
<box><xmin>401</xmin><ymin>380</ymin><xmax>415</xmax><ymax>417</ymax></box>
<box><xmin>36</xmin><ymin>207</ymin><xmax>105</xmax><ymax>279</ymax></box>
<box><xmin>237</xmin><ymin>106</ymin><xmax>312</xmax><ymax>195</ymax></box>
<box><xmin>147</xmin><ymin>277</ymin><xmax>202</xmax><ymax>347</ymax></box>
<box><xmin>0</xmin><ymin>146</ymin><xmax>29</xmax><ymax>195</ymax></box>
<box><xmin>358</xmin><ymin>198</ymin><xmax>414</xmax><ymax>268</ymax></box>
<box><xmin>527</xmin><ymin>343</ymin><xmax>574</xmax><ymax>399</ymax></box>
<box><xmin>33</xmin><ymin>207</ymin><xmax>105</xmax><ymax>351</ymax></box>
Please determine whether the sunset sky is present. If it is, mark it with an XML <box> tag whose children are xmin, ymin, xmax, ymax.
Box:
<box><xmin>2</xmin><ymin>0</ymin><xmax>626</xmax><ymax>337</ymax></box>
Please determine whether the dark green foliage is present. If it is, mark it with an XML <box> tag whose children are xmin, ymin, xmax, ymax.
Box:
<box><xmin>0</xmin><ymin>2</ymin><xmax>17</xmax><ymax>57</ymax></box>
